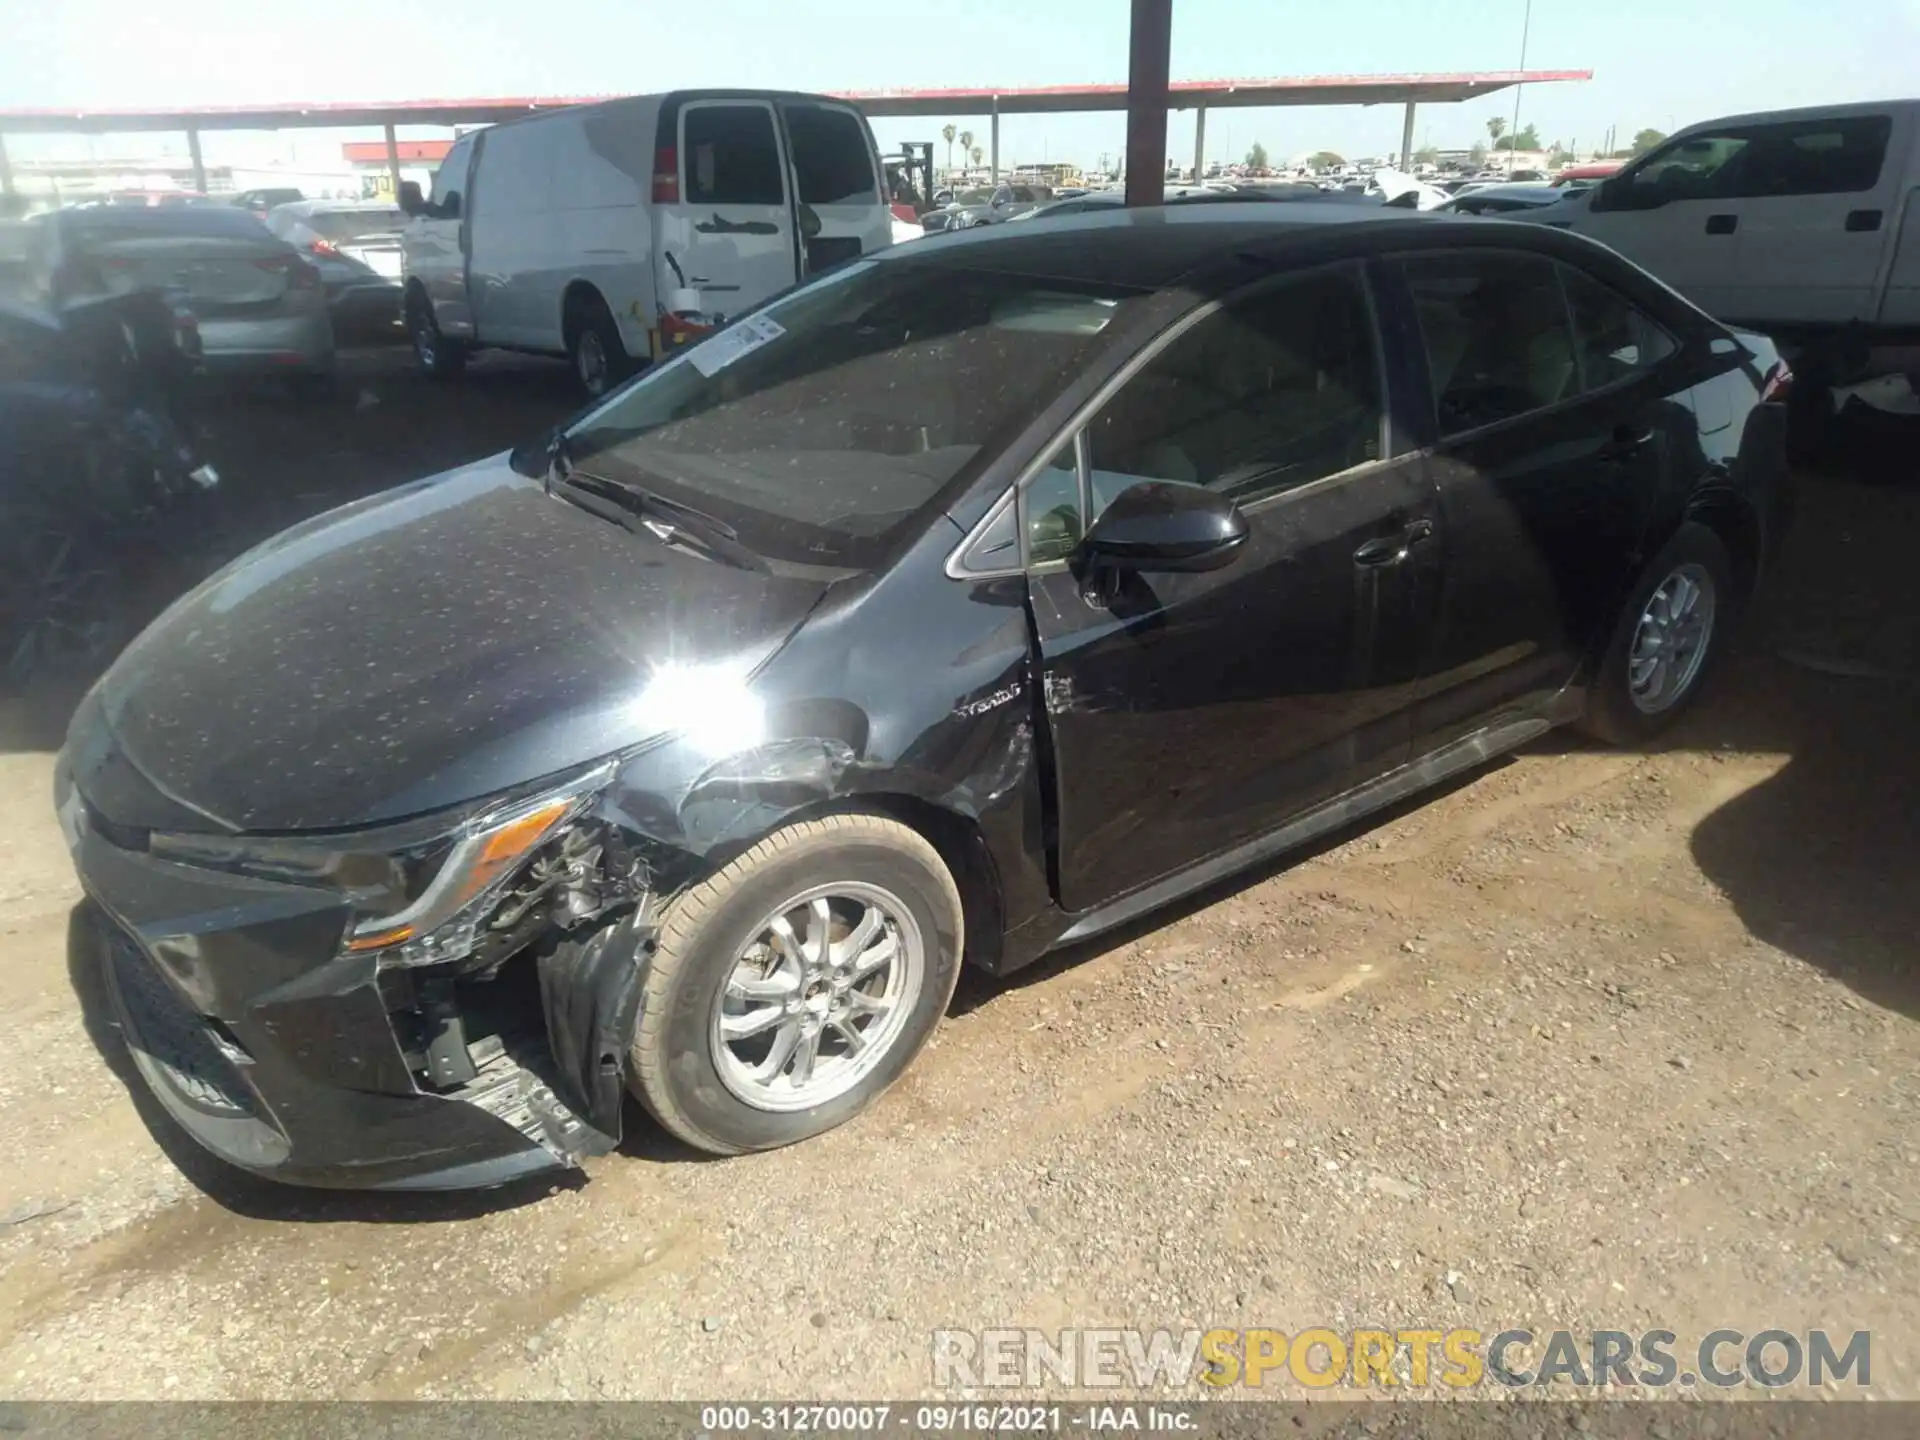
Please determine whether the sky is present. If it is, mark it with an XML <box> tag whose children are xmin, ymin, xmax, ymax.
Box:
<box><xmin>4</xmin><ymin>0</ymin><xmax>1918</xmax><ymax>173</ymax></box>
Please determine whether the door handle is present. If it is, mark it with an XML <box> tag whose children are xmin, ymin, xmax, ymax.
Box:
<box><xmin>1846</xmin><ymin>209</ymin><xmax>1883</xmax><ymax>233</ymax></box>
<box><xmin>1705</xmin><ymin>214</ymin><xmax>1738</xmax><ymax>235</ymax></box>
<box><xmin>1597</xmin><ymin>426</ymin><xmax>1656</xmax><ymax>461</ymax></box>
<box><xmin>1353</xmin><ymin>517</ymin><xmax>1435</xmax><ymax>568</ymax></box>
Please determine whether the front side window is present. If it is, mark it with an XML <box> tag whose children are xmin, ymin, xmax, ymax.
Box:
<box><xmin>684</xmin><ymin>105</ymin><xmax>785</xmax><ymax>206</ymax></box>
<box><xmin>1622</xmin><ymin>132</ymin><xmax>1749</xmax><ymax>205</ymax></box>
<box><xmin>428</xmin><ymin>136</ymin><xmax>474</xmax><ymax>212</ymax></box>
<box><xmin>1082</xmin><ymin>267</ymin><xmax>1383</xmax><ymax>513</ymax></box>
<box><xmin>1402</xmin><ymin>251</ymin><xmax>1579</xmax><ymax>436</ymax></box>
<box><xmin>783</xmin><ymin>104</ymin><xmax>877</xmax><ymax>206</ymax></box>
<box><xmin>1023</xmin><ymin>441</ymin><xmax>1083</xmax><ymax>565</ymax></box>
<box><xmin>565</xmin><ymin>260</ymin><xmax>1144</xmax><ymax>570</ymax></box>
<box><xmin>1557</xmin><ymin>263</ymin><xmax>1677</xmax><ymax>393</ymax></box>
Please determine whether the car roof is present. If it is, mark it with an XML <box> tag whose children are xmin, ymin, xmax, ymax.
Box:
<box><xmin>880</xmin><ymin>201</ymin><xmax>1443</xmax><ymax>290</ymax></box>
<box><xmin>274</xmin><ymin>199</ymin><xmax>402</xmax><ymax>215</ymax></box>
<box><xmin>1673</xmin><ymin>98</ymin><xmax>1911</xmax><ymax>133</ymax></box>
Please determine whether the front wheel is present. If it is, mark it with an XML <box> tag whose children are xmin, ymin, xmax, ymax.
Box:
<box><xmin>629</xmin><ymin>815</ymin><xmax>964</xmax><ymax>1155</ymax></box>
<box><xmin>1579</xmin><ymin>522</ymin><xmax>1735</xmax><ymax>745</ymax></box>
<box><xmin>406</xmin><ymin>291</ymin><xmax>467</xmax><ymax>380</ymax></box>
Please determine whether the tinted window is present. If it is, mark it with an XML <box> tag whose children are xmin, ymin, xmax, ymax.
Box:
<box><xmin>1626</xmin><ymin>133</ymin><xmax>1749</xmax><ymax>203</ymax></box>
<box><xmin>305</xmin><ymin>208</ymin><xmax>407</xmax><ymax>240</ymax></box>
<box><xmin>429</xmin><ymin>135</ymin><xmax>474</xmax><ymax>211</ymax></box>
<box><xmin>684</xmin><ymin>104</ymin><xmax>784</xmax><ymax>206</ymax></box>
<box><xmin>566</xmin><ymin>261</ymin><xmax>1143</xmax><ymax>570</ymax></box>
<box><xmin>1732</xmin><ymin>115</ymin><xmax>1892</xmax><ymax>197</ymax></box>
<box><xmin>1084</xmin><ymin>267</ymin><xmax>1383</xmax><ymax>510</ymax></box>
<box><xmin>1557</xmin><ymin>263</ymin><xmax>1677</xmax><ymax>392</ymax></box>
<box><xmin>1402</xmin><ymin>251</ymin><xmax>1579</xmax><ymax>435</ymax></box>
<box><xmin>784</xmin><ymin>104</ymin><xmax>877</xmax><ymax>206</ymax></box>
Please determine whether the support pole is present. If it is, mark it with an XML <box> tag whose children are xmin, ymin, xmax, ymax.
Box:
<box><xmin>187</xmin><ymin>126</ymin><xmax>206</xmax><ymax>195</ymax></box>
<box><xmin>989</xmin><ymin>99</ymin><xmax>1000</xmax><ymax>183</ymax></box>
<box><xmin>0</xmin><ymin>132</ymin><xmax>13</xmax><ymax>199</ymax></box>
<box><xmin>1399</xmin><ymin>101</ymin><xmax>1417</xmax><ymax>170</ymax></box>
<box><xmin>384</xmin><ymin>123</ymin><xmax>403</xmax><ymax>200</ymax></box>
<box><xmin>1123</xmin><ymin>0</ymin><xmax>1172</xmax><ymax>206</ymax></box>
<box><xmin>1192</xmin><ymin>104</ymin><xmax>1207</xmax><ymax>182</ymax></box>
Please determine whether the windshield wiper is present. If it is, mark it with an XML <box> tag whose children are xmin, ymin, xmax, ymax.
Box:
<box><xmin>552</xmin><ymin>469</ymin><xmax>769</xmax><ymax>574</ymax></box>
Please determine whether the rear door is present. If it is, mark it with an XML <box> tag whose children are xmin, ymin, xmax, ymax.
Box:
<box><xmin>1722</xmin><ymin>111</ymin><xmax>1904</xmax><ymax>326</ymax></box>
<box><xmin>1391</xmin><ymin>247</ymin><xmax>1683</xmax><ymax>750</ymax></box>
<box><xmin>1026</xmin><ymin>265</ymin><xmax>1441</xmax><ymax>912</ymax></box>
<box><xmin>405</xmin><ymin>131</ymin><xmax>478</xmax><ymax>339</ymax></box>
<box><xmin>778</xmin><ymin>99</ymin><xmax>891</xmax><ymax>272</ymax></box>
<box><xmin>659</xmin><ymin>99</ymin><xmax>797</xmax><ymax>324</ymax></box>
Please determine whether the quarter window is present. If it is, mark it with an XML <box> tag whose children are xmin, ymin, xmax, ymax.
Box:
<box><xmin>1081</xmin><ymin>268</ymin><xmax>1383</xmax><ymax>515</ymax></box>
<box><xmin>1557</xmin><ymin>263</ymin><xmax>1676</xmax><ymax>393</ymax></box>
<box><xmin>1401</xmin><ymin>251</ymin><xmax>1580</xmax><ymax>436</ymax></box>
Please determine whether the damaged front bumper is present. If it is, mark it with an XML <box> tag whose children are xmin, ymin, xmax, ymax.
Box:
<box><xmin>58</xmin><ymin>758</ymin><xmax>654</xmax><ymax>1191</ymax></box>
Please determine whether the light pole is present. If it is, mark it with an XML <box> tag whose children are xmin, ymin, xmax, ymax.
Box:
<box><xmin>1510</xmin><ymin>0</ymin><xmax>1533</xmax><ymax>170</ymax></box>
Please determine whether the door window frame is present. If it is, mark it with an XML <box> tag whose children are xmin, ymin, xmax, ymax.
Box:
<box><xmin>946</xmin><ymin>258</ymin><xmax>1396</xmax><ymax>579</ymax></box>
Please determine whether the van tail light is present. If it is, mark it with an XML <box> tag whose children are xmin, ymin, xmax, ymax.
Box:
<box><xmin>652</xmin><ymin>147</ymin><xmax>679</xmax><ymax>203</ymax></box>
<box><xmin>1760</xmin><ymin>361</ymin><xmax>1794</xmax><ymax>405</ymax></box>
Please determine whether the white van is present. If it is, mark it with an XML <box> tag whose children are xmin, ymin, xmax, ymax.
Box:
<box><xmin>1532</xmin><ymin>100</ymin><xmax>1920</xmax><ymax>353</ymax></box>
<box><xmin>400</xmin><ymin>90</ymin><xmax>893</xmax><ymax>394</ymax></box>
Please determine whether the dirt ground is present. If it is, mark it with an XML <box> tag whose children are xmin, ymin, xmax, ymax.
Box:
<box><xmin>0</xmin><ymin>352</ymin><xmax>1915</xmax><ymax>1403</ymax></box>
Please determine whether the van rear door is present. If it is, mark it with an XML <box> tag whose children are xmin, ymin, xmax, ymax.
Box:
<box><xmin>778</xmin><ymin>100</ymin><xmax>892</xmax><ymax>273</ymax></box>
<box><xmin>657</xmin><ymin>99</ymin><xmax>798</xmax><ymax>327</ymax></box>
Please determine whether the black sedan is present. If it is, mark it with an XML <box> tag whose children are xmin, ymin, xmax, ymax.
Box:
<box><xmin>57</xmin><ymin>205</ymin><xmax>1791</xmax><ymax>1188</ymax></box>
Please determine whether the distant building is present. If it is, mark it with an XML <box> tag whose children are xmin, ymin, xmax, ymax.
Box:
<box><xmin>341</xmin><ymin>139</ymin><xmax>453</xmax><ymax>198</ymax></box>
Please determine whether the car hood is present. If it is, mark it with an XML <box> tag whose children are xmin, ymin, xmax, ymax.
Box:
<box><xmin>81</xmin><ymin>455</ymin><xmax>829</xmax><ymax>833</ymax></box>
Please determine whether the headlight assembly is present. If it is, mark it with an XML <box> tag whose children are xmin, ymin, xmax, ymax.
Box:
<box><xmin>150</xmin><ymin>762</ymin><xmax>615</xmax><ymax>968</ymax></box>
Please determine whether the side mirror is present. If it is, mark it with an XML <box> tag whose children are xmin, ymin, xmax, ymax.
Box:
<box><xmin>1080</xmin><ymin>482</ymin><xmax>1248</xmax><ymax>574</ymax></box>
<box><xmin>1587</xmin><ymin>176</ymin><xmax>1621</xmax><ymax>212</ymax></box>
<box><xmin>397</xmin><ymin>181</ymin><xmax>425</xmax><ymax>216</ymax></box>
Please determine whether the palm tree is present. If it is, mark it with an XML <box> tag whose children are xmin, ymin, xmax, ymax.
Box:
<box><xmin>941</xmin><ymin>124</ymin><xmax>956</xmax><ymax>174</ymax></box>
<box><xmin>970</xmin><ymin>145</ymin><xmax>983</xmax><ymax>169</ymax></box>
<box><xmin>957</xmin><ymin>130</ymin><xmax>975</xmax><ymax>176</ymax></box>
<box><xmin>1486</xmin><ymin>115</ymin><xmax>1508</xmax><ymax>147</ymax></box>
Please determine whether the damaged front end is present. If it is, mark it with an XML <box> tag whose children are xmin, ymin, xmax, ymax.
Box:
<box><xmin>62</xmin><ymin>750</ymin><xmax>673</xmax><ymax>1190</ymax></box>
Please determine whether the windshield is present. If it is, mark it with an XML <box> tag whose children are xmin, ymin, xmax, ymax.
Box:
<box><xmin>564</xmin><ymin>258</ymin><xmax>1148</xmax><ymax>570</ymax></box>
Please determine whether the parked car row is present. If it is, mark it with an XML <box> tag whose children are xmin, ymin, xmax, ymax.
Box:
<box><xmin>57</xmin><ymin>198</ymin><xmax>1793</xmax><ymax>1190</ymax></box>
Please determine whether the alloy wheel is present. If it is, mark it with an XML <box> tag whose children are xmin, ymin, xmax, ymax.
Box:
<box><xmin>576</xmin><ymin>330</ymin><xmax>607</xmax><ymax>395</ymax></box>
<box><xmin>710</xmin><ymin>883</ymin><xmax>925</xmax><ymax>1112</ymax></box>
<box><xmin>1627</xmin><ymin>562</ymin><xmax>1716</xmax><ymax>714</ymax></box>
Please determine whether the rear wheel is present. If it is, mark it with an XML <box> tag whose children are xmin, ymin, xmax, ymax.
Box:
<box><xmin>629</xmin><ymin>814</ymin><xmax>964</xmax><ymax>1155</ymax></box>
<box><xmin>565</xmin><ymin>291</ymin><xmax>629</xmax><ymax>398</ymax></box>
<box><xmin>1579</xmin><ymin>522</ymin><xmax>1735</xmax><ymax>745</ymax></box>
<box><xmin>406</xmin><ymin>290</ymin><xmax>466</xmax><ymax>379</ymax></box>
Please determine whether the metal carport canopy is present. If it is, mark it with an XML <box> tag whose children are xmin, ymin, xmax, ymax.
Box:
<box><xmin>0</xmin><ymin>71</ymin><xmax>1589</xmax><ymax>133</ymax></box>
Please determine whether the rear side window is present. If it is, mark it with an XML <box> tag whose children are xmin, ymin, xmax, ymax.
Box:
<box><xmin>1557</xmin><ymin>264</ymin><xmax>1677</xmax><ymax>392</ymax></box>
<box><xmin>1401</xmin><ymin>251</ymin><xmax>1580</xmax><ymax>436</ymax></box>
<box><xmin>684</xmin><ymin>104</ymin><xmax>785</xmax><ymax>206</ymax></box>
<box><xmin>783</xmin><ymin>105</ymin><xmax>877</xmax><ymax>206</ymax></box>
<box><xmin>64</xmin><ymin>207</ymin><xmax>272</xmax><ymax>241</ymax></box>
<box><xmin>1732</xmin><ymin>115</ymin><xmax>1892</xmax><ymax>197</ymax></box>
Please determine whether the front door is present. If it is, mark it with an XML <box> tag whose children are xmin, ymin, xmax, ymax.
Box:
<box><xmin>1026</xmin><ymin>266</ymin><xmax>1442</xmax><ymax>914</ymax></box>
<box><xmin>405</xmin><ymin>130</ymin><xmax>478</xmax><ymax>340</ymax></box>
<box><xmin>1391</xmin><ymin>248</ymin><xmax>1681</xmax><ymax>749</ymax></box>
<box><xmin>657</xmin><ymin>100</ymin><xmax>798</xmax><ymax>326</ymax></box>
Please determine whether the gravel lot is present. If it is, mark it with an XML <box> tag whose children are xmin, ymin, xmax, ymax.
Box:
<box><xmin>0</xmin><ymin>351</ymin><xmax>1915</xmax><ymax>1403</ymax></box>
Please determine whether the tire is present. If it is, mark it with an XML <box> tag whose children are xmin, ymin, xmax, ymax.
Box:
<box><xmin>565</xmin><ymin>291</ymin><xmax>629</xmax><ymax>399</ymax></box>
<box><xmin>1578</xmin><ymin>521</ymin><xmax>1735</xmax><ymax>746</ymax></box>
<box><xmin>406</xmin><ymin>290</ymin><xmax>466</xmax><ymax>380</ymax></box>
<box><xmin>630</xmin><ymin>814</ymin><xmax>964</xmax><ymax>1155</ymax></box>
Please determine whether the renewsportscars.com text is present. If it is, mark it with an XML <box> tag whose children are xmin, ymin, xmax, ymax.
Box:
<box><xmin>931</xmin><ymin>1327</ymin><xmax>1871</xmax><ymax>1390</ymax></box>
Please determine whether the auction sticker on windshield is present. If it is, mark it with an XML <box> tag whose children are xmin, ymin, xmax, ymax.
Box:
<box><xmin>690</xmin><ymin>313</ymin><xmax>787</xmax><ymax>377</ymax></box>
